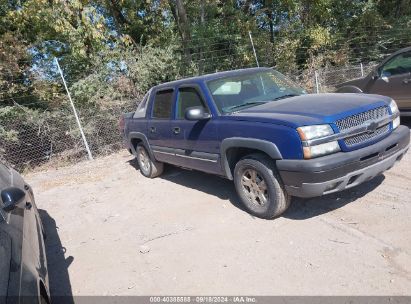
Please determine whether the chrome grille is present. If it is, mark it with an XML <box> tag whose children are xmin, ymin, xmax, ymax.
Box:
<box><xmin>335</xmin><ymin>106</ymin><xmax>389</xmax><ymax>131</ymax></box>
<box><xmin>335</xmin><ymin>106</ymin><xmax>390</xmax><ymax>147</ymax></box>
<box><xmin>344</xmin><ymin>124</ymin><xmax>390</xmax><ymax>146</ymax></box>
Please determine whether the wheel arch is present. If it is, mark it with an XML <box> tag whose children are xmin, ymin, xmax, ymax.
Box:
<box><xmin>335</xmin><ymin>85</ymin><xmax>363</xmax><ymax>93</ymax></box>
<box><xmin>128</xmin><ymin>132</ymin><xmax>155</xmax><ymax>159</ymax></box>
<box><xmin>221</xmin><ymin>138</ymin><xmax>282</xmax><ymax>180</ymax></box>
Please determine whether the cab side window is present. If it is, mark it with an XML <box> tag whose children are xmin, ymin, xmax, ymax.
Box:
<box><xmin>152</xmin><ymin>89</ymin><xmax>174</xmax><ymax>119</ymax></box>
<box><xmin>176</xmin><ymin>87</ymin><xmax>209</xmax><ymax>119</ymax></box>
<box><xmin>381</xmin><ymin>51</ymin><xmax>411</xmax><ymax>77</ymax></box>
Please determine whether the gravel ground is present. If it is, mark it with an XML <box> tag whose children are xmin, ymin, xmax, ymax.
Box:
<box><xmin>26</xmin><ymin>122</ymin><xmax>411</xmax><ymax>298</ymax></box>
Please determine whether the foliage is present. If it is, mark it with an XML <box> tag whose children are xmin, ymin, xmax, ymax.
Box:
<box><xmin>1</xmin><ymin>0</ymin><xmax>411</xmax><ymax>169</ymax></box>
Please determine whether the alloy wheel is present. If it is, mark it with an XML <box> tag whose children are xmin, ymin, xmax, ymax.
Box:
<box><xmin>241</xmin><ymin>168</ymin><xmax>268</xmax><ymax>206</ymax></box>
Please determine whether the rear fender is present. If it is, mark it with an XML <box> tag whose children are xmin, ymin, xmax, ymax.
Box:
<box><xmin>128</xmin><ymin>132</ymin><xmax>155</xmax><ymax>160</ymax></box>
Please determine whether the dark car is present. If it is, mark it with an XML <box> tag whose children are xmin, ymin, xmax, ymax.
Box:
<box><xmin>120</xmin><ymin>67</ymin><xmax>409</xmax><ymax>219</ymax></box>
<box><xmin>0</xmin><ymin>161</ymin><xmax>50</xmax><ymax>304</ymax></box>
<box><xmin>336</xmin><ymin>47</ymin><xmax>411</xmax><ymax>115</ymax></box>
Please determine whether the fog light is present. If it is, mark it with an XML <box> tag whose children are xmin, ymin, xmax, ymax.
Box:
<box><xmin>324</xmin><ymin>181</ymin><xmax>341</xmax><ymax>192</ymax></box>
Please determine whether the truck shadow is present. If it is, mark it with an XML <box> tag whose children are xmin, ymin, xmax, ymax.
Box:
<box><xmin>39</xmin><ymin>210</ymin><xmax>74</xmax><ymax>304</ymax></box>
<box><xmin>128</xmin><ymin>158</ymin><xmax>247</xmax><ymax>212</ymax></box>
<box><xmin>282</xmin><ymin>175</ymin><xmax>384</xmax><ymax>220</ymax></box>
<box><xmin>128</xmin><ymin>158</ymin><xmax>385</xmax><ymax>220</ymax></box>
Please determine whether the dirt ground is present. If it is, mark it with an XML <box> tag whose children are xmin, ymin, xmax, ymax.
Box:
<box><xmin>26</xmin><ymin>124</ymin><xmax>411</xmax><ymax>298</ymax></box>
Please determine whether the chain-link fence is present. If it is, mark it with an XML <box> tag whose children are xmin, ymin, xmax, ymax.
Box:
<box><xmin>313</xmin><ymin>63</ymin><xmax>377</xmax><ymax>93</ymax></box>
<box><xmin>0</xmin><ymin>61</ymin><xmax>139</xmax><ymax>171</ymax></box>
<box><xmin>0</xmin><ymin>98</ymin><xmax>138</xmax><ymax>171</ymax></box>
<box><xmin>1</xmin><ymin>24</ymin><xmax>410</xmax><ymax>172</ymax></box>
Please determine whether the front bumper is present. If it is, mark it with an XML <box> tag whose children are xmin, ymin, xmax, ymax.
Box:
<box><xmin>277</xmin><ymin>125</ymin><xmax>410</xmax><ymax>198</ymax></box>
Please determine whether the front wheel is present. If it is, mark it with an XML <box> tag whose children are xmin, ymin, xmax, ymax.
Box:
<box><xmin>136</xmin><ymin>143</ymin><xmax>164</xmax><ymax>178</ymax></box>
<box><xmin>234</xmin><ymin>154</ymin><xmax>291</xmax><ymax>219</ymax></box>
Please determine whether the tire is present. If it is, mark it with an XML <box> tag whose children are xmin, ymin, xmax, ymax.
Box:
<box><xmin>233</xmin><ymin>153</ymin><xmax>291</xmax><ymax>219</ymax></box>
<box><xmin>136</xmin><ymin>143</ymin><xmax>164</xmax><ymax>178</ymax></box>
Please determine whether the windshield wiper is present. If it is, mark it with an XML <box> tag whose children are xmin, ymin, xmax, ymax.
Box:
<box><xmin>224</xmin><ymin>94</ymin><xmax>299</xmax><ymax>113</ymax></box>
<box><xmin>224</xmin><ymin>101</ymin><xmax>268</xmax><ymax>112</ymax></box>
<box><xmin>271</xmin><ymin>94</ymin><xmax>299</xmax><ymax>101</ymax></box>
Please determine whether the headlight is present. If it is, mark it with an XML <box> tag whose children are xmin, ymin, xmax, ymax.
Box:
<box><xmin>389</xmin><ymin>99</ymin><xmax>400</xmax><ymax>129</ymax></box>
<box><xmin>392</xmin><ymin>116</ymin><xmax>400</xmax><ymax>129</ymax></box>
<box><xmin>297</xmin><ymin>124</ymin><xmax>340</xmax><ymax>159</ymax></box>
<box><xmin>389</xmin><ymin>99</ymin><xmax>399</xmax><ymax>115</ymax></box>
<box><xmin>303</xmin><ymin>141</ymin><xmax>341</xmax><ymax>159</ymax></box>
<box><xmin>297</xmin><ymin>124</ymin><xmax>334</xmax><ymax>140</ymax></box>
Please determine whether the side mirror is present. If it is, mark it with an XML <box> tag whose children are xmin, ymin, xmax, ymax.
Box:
<box><xmin>185</xmin><ymin>106</ymin><xmax>211</xmax><ymax>121</ymax></box>
<box><xmin>371</xmin><ymin>70</ymin><xmax>380</xmax><ymax>80</ymax></box>
<box><xmin>1</xmin><ymin>187</ymin><xmax>25</xmax><ymax>211</ymax></box>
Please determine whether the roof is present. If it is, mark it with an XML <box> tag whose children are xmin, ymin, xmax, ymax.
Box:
<box><xmin>391</xmin><ymin>46</ymin><xmax>411</xmax><ymax>56</ymax></box>
<box><xmin>153</xmin><ymin>67</ymin><xmax>272</xmax><ymax>90</ymax></box>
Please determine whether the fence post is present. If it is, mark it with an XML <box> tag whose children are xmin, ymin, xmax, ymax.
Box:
<box><xmin>55</xmin><ymin>58</ymin><xmax>94</xmax><ymax>161</ymax></box>
<box><xmin>360</xmin><ymin>62</ymin><xmax>364</xmax><ymax>77</ymax></box>
<box><xmin>314</xmin><ymin>71</ymin><xmax>320</xmax><ymax>93</ymax></box>
<box><xmin>248</xmin><ymin>31</ymin><xmax>259</xmax><ymax>67</ymax></box>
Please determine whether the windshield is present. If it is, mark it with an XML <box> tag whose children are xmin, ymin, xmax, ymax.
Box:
<box><xmin>207</xmin><ymin>70</ymin><xmax>306</xmax><ymax>114</ymax></box>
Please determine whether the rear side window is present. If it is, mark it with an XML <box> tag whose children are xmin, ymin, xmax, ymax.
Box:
<box><xmin>134</xmin><ymin>90</ymin><xmax>150</xmax><ymax>118</ymax></box>
<box><xmin>152</xmin><ymin>89</ymin><xmax>174</xmax><ymax>119</ymax></box>
<box><xmin>176</xmin><ymin>87</ymin><xmax>209</xmax><ymax>119</ymax></box>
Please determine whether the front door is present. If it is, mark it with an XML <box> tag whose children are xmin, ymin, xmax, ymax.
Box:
<box><xmin>170</xmin><ymin>85</ymin><xmax>221</xmax><ymax>175</ymax></box>
<box><xmin>367</xmin><ymin>50</ymin><xmax>411</xmax><ymax>110</ymax></box>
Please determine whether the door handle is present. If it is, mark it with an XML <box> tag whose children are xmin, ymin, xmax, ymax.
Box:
<box><xmin>172</xmin><ymin>127</ymin><xmax>181</xmax><ymax>135</ymax></box>
<box><xmin>403</xmin><ymin>78</ymin><xmax>411</xmax><ymax>84</ymax></box>
<box><xmin>150</xmin><ymin>126</ymin><xmax>156</xmax><ymax>133</ymax></box>
<box><xmin>25</xmin><ymin>202</ymin><xmax>32</xmax><ymax>210</ymax></box>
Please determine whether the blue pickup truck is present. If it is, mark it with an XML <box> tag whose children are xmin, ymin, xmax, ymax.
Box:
<box><xmin>120</xmin><ymin>67</ymin><xmax>409</xmax><ymax>219</ymax></box>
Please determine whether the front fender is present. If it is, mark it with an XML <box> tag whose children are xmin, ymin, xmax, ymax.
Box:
<box><xmin>220</xmin><ymin>138</ymin><xmax>283</xmax><ymax>179</ymax></box>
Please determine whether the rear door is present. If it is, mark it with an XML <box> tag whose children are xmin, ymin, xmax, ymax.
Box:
<box><xmin>367</xmin><ymin>50</ymin><xmax>411</xmax><ymax>110</ymax></box>
<box><xmin>147</xmin><ymin>88</ymin><xmax>176</xmax><ymax>163</ymax></box>
<box><xmin>170</xmin><ymin>85</ymin><xmax>221</xmax><ymax>174</ymax></box>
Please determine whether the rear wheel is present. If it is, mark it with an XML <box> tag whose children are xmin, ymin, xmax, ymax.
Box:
<box><xmin>136</xmin><ymin>143</ymin><xmax>164</xmax><ymax>178</ymax></box>
<box><xmin>234</xmin><ymin>153</ymin><xmax>291</xmax><ymax>219</ymax></box>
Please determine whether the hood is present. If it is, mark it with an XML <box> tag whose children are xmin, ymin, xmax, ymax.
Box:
<box><xmin>225</xmin><ymin>93</ymin><xmax>390</xmax><ymax>128</ymax></box>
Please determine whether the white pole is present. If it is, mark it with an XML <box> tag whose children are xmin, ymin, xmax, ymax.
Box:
<box><xmin>55</xmin><ymin>58</ymin><xmax>94</xmax><ymax>160</ymax></box>
<box><xmin>315</xmin><ymin>71</ymin><xmax>320</xmax><ymax>93</ymax></box>
<box><xmin>248</xmin><ymin>31</ymin><xmax>259</xmax><ymax>67</ymax></box>
<box><xmin>360</xmin><ymin>62</ymin><xmax>364</xmax><ymax>77</ymax></box>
